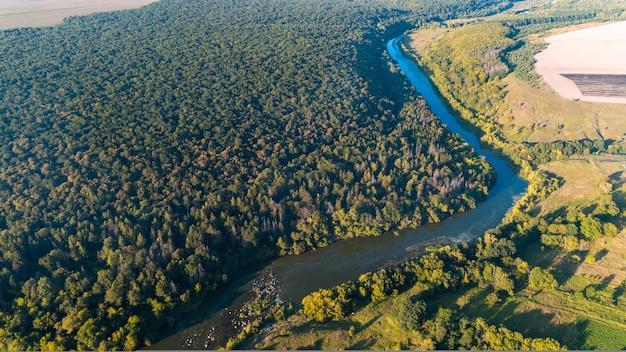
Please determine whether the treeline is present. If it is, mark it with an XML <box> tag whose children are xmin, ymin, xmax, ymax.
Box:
<box><xmin>393</xmin><ymin>304</ymin><xmax>563</xmax><ymax>350</ymax></box>
<box><xmin>295</xmin><ymin>171</ymin><xmax>568</xmax><ymax>349</ymax></box>
<box><xmin>290</xmin><ymin>159</ymin><xmax>623</xmax><ymax>350</ymax></box>
<box><xmin>539</xmin><ymin>209</ymin><xmax>619</xmax><ymax>252</ymax></box>
<box><xmin>505</xmin><ymin>40</ymin><xmax>546</xmax><ymax>85</ymax></box>
<box><xmin>516</xmin><ymin>139</ymin><xmax>626</xmax><ymax>165</ymax></box>
<box><xmin>301</xmin><ymin>238</ymin><xmax>521</xmax><ymax>321</ymax></box>
<box><xmin>505</xmin><ymin>11</ymin><xmax>601</xmax><ymax>36</ymax></box>
<box><xmin>504</xmin><ymin>0</ymin><xmax>626</xmax><ymax>37</ymax></box>
<box><xmin>383</xmin><ymin>0</ymin><xmax>513</xmax><ymax>20</ymax></box>
<box><xmin>0</xmin><ymin>0</ymin><xmax>512</xmax><ymax>349</ymax></box>
<box><xmin>417</xmin><ymin>20</ymin><xmax>626</xmax><ymax>170</ymax></box>
<box><xmin>503</xmin><ymin>7</ymin><xmax>624</xmax><ymax>84</ymax></box>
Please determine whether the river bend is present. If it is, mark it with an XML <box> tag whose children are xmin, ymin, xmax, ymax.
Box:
<box><xmin>148</xmin><ymin>36</ymin><xmax>527</xmax><ymax>350</ymax></box>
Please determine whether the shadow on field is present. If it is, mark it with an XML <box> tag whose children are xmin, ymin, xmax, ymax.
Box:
<box><xmin>299</xmin><ymin>338</ymin><xmax>324</xmax><ymax>350</ymax></box>
<box><xmin>520</xmin><ymin>239</ymin><xmax>584</xmax><ymax>287</ymax></box>
<box><xmin>595</xmin><ymin>273</ymin><xmax>614</xmax><ymax>292</ymax></box>
<box><xmin>611</xmin><ymin>189</ymin><xmax>626</xmax><ymax>209</ymax></box>
<box><xmin>613</xmin><ymin>280</ymin><xmax>626</xmax><ymax>305</ymax></box>
<box><xmin>498</xmin><ymin>306</ymin><xmax>590</xmax><ymax>349</ymax></box>
<box><xmin>349</xmin><ymin>337</ymin><xmax>378</xmax><ymax>350</ymax></box>
<box><xmin>594</xmin><ymin>248</ymin><xmax>609</xmax><ymax>262</ymax></box>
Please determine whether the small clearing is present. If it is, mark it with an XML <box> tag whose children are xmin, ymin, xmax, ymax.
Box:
<box><xmin>538</xmin><ymin>154</ymin><xmax>626</xmax><ymax>215</ymax></box>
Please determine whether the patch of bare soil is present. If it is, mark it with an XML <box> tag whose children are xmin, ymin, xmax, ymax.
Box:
<box><xmin>0</xmin><ymin>0</ymin><xmax>158</xmax><ymax>30</ymax></box>
<box><xmin>534</xmin><ymin>21</ymin><xmax>626</xmax><ymax>104</ymax></box>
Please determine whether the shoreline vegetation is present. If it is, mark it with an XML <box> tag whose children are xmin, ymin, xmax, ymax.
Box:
<box><xmin>0</xmin><ymin>0</ymin><xmax>514</xmax><ymax>350</ymax></box>
<box><xmin>2</xmin><ymin>0</ymin><xmax>626</xmax><ymax>349</ymax></box>
<box><xmin>242</xmin><ymin>1</ymin><xmax>626</xmax><ymax>350</ymax></box>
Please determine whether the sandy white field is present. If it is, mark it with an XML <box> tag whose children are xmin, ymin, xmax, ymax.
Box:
<box><xmin>0</xmin><ymin>0</ymin><xmax>158</xmax><ymax>30</ymax></box>
<box><xmin>534</xmin><ymin>21</ymin><xmax>626</xmax><ymax>104</ymax></box>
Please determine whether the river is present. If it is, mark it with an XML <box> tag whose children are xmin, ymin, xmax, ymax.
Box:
<box><xmin>148</xmin><ymin>35</ymin><xmax>527</xmax><ymax>350</ymax></box>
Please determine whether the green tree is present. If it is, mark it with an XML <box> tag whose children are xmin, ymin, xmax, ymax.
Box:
<box><xmin>396</xmin><ymin>297</ymin><xmax>427</xmax><ymax>331</ymax></box>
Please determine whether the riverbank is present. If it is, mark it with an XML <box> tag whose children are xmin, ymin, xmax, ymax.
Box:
<box><xmin>0</xmin><ymin>0</ymin><xmax>159</xmax><ymax>30</ymax></box>
<box><xmin>147</xmin><ymin>35</ymin><xmax>526</xmax><ymax>350</ymax></box>
<box><xmin>402</xmin><ymin>7</ymin><xmax>626</xmax><ymax>348</ymax></box>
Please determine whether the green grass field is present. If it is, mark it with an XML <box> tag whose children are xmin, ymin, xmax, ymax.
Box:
<box><xmin>501</xmin><ymin>74</ymin><xmax>626</xmax><ymax>144</ymax></box>
<box><xmin>538</xmin><ymin>155</ymin><xmax>626</xmax><ymax>215</ymax></box>
<box><xmin>429</xmin><ymin>282</ymin><xmax>626</xmax><ymax>349</ymax></box>
<box><xmin>246</xmin><ymin>283</ymin><xmax>432</xmax><ymax>350</ymax></box>
<box><xmin>580</xmin><ymin>319</ymin><xmax>626</xmax><ymax>349</ymax></box>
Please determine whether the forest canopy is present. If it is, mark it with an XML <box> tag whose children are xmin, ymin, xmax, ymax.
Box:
<box><xmin>0</xmin><ymin>0</ymin><xmax>509</xmax><ymax>349</ymax></box>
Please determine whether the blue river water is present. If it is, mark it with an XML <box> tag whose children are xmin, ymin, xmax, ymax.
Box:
<box><xmin>148</xmin><ymin>36</ymin><xmax>527</xmax><ymax>350</ymax></box>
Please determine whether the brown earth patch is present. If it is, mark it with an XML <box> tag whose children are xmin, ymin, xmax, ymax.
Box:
<box><xmin>534</xmin><ymin>21</ymin><xmax>626</xmax><ymax>104</ymax></box>
<box><xmin>0</xmin><ymin>0</ymin><xmax>158</xmax><ymax>30</ymax></box>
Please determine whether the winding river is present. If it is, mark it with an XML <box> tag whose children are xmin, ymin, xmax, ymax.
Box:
<box><xmin>148</xmin><ymin>36</ymin><xmax>527</xmax><ymax>350</ymax></box>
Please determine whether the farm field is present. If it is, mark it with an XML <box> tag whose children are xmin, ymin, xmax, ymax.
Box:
<box><xmin>0</xmin><ymin>0</ymin><xmax>157</xmax><ymax>29</ymax></box>
<box><xmin>406</xmin><ymin>22</ymin><xmax>626</xmax><ymax>144</ymax></box>
<box><xmin>500</xmin><ymin>73</ymin><xmax>626</xmax><ymax>143</ymax></box>
<box><xmin>506</xmin><ymin>20</ymin><xmax>626</xmax><ymax>143</ymax></box>
<box><xmin>537</xmin><ymin>154</ymin><xmax>626</xmax><ymax>215</ymax></box>
<box><xmin>399</xmin><ymin>5</ymin><xmax>626</xmax><ymax>349</ymax></box>
<box><xmin>562</xmin><ymin>74</ymin><xmax>626</xmax><ymax>99</ymax></box>
<box><xmin>502</xmin><ymin>22</ymin><xmax>626</xmax><ymax>142</ymax></box>
<box><xmin>534</xmin><ymin>21</ymin><xmax>626</xmax><ymax>104</ymax></box>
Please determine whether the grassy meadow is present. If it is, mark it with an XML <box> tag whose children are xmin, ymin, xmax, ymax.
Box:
<box><xmin>247</xmin><ymin>283</ymin><xmax>433</xmax><ymax>350</ymax></box>
<box><xmin>538</xmin><ymin>155</ymin><xmax>626</xmax><ymax>214</ymax></box>
<box><xmin>439</xmin><ymin>285</ymin><xmax>626</xmax><ymax>349</ymax></box>
<box><xmin>405</xmin><ymin>28</ymin><xmax>447</xmax><ymax>58</ymax></box>
<box><xmin>500</xmin><ymin>73</ymin><xmax>626</xmax><ymax>144</ymax></box>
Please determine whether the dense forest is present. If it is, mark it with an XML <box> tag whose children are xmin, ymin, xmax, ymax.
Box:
<box><xmin>245</xmin><ymin>154</ymin><xmax>625</xmax><ymax>350</ymax></box>
<box><xmin>0</xmin><ymin>0</ymin><xmax>515</xmax><ymax>349</ymax></box>
<box><xmin>243</xmin><ymin>167</ymin><xmax>569</xmax><ymax>349</ymax></box>
<box><xmin>231</xmin><ymin>1</ymin><xmax>626</xmax><ymax>349</ymax></box>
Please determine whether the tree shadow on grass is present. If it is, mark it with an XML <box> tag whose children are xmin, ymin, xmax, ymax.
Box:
<box><xmin>612</xmin><ymin>279</ymin><xmax>626</xmax><ymax>305</ymax></box>
<box><xmin>612</xmin><ymin>188</ymin><xmax>626</xmax><ymax>208</ymax></box>
<box><xmin>297</xmin><ymin>338</ymin><xmax>324</xmax><ymax>350</ymax></box>
<box><xmin>595</xmin><ymin>273</ymin><xmax>615</xmax><ymax>292</ymax></box>
<box><xmin>595</xmin><ymin>248</ymin><xmax>609</xmax><ymax>262</ymax></box>
<box><xmin>459</xmin><ymin>287</ymin><xmax>591</xmax><ymax>349</ymax></box>
<box><xmin>498</xmin><ymin>306</ymin><xmax>590</xmax><ymax>349</ymax></box>
<box><xmin>544</xmin><ymin>245</ymin><xmax>601</xmax><ymax>289</ymax></box>
<box><xmin>521</xmin><ymin>240</ymin><xmax>585</xmax><ymax>288</ymax></box>
<box><xmin>490</xmin><ymin>299</ymin><xmax>520</xmax><ymax>322</ymax></box>
<box><xmin>348</xmin><ymin>337</ymin><xmax>378</xmax><ymax>350</ymax></box>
